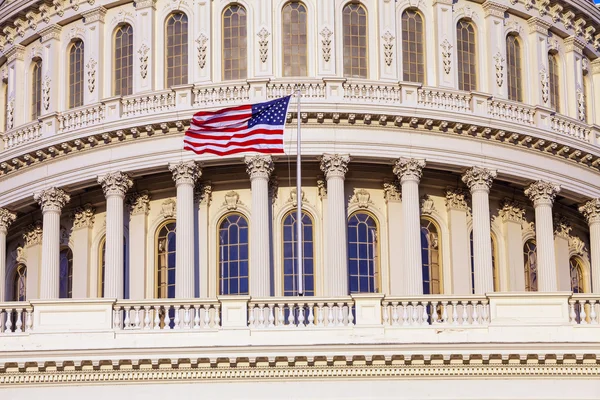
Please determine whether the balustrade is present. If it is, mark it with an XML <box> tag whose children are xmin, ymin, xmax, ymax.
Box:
<box><xmin>248</xmin><ymin>298</ymin><xmax>355</xmax><ymax>328</ymax></box>
<box><xmin>550</xmin><ymin>115</ymin><xmax>591</xmax><ymax>142</ymax></box>
<box><xmin>0</xmin><ymin>303</ymin><xmax>33</xmax><ymax>334</ymax></box>
<box><xmin>343</xmin><ymin>80</ymin><xmax>402</xmax><ymax>104</ymax></box>
<box><xmin>487</xmin><ymin>98</ymin><xmax>536</xmax><ymax>126</ymax></box>
<box><xmin>57</xmin><ymin>103</ymin><xmax>106</xmax><ymax>133</ymax></box>
<box><xmin>2</xmin><ymin>121</ymin><xmax>42</xmax><ymax>150</ymax></box>
<box><xmin>267</xmin><ymin>80</ymin><xmax>326</xmax><ymax>100</ymax></box>
<box><xmin>121</xmin><ymin>90</ymin><xmax>176</xmax><ymax>117</ymax></box>
<box><xmin>382</xmin><ymin>296</ymin><xmax>489</xmax><ymax>326</ymax></box>
<box><xmin>569</xmin><ymin>295</ymin><xmax>600</xmax><ymax>325</ymax></box>
<box><xmin>417</xmin><ymin>88</ymin><xmax>472</xmax><ymax>112</ymax></box>
<box><xmin>192</xmin><ymin>82</ymin><xmax>250</xmax><ymax>107</ymax></box>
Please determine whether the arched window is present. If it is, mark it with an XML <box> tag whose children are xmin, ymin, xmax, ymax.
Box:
<box><xmin>165</xmin><ymin>12</ymin><xmax>189</xmax><ymax>87</ymax></box>
<box><xmin>421</xmin><ymin>218</ymin><xmax>441</xmax><ymax>294</ymax></box>
<box><xmin>283</xmin><ymin>210</ymin><xmax>314</xmax><ymax>296</ymax></box>
<box><xmin>156</xmin><ymin>221</ymin><xmax>176</xmax><ymax>298</ymax></box>
<box><xmin>282</xmin><ymin>1</ymin><xmax>308</xmax><ymax>77</ymax></box>
<box><xmin>218</xmin><ymin>213</ymin><xmax>249</xmax><ymax>295</ymax></box>
<box><xmin>469</xmin><ymin>231</ymin><xmax>499</xmax><ymax>293</ymax></box>
<box><xmin>348</xmin><ymin>212</ymin><xmax>379</xmax><ymax>293</ymax></box>
<box><xmin>570</xmin><ymin>257</ymin><xmax>585</xmax><ymax>293</ymax></box>
<box><xmin>506</xmin><ymin>35</ymin><xmax>523</xmax><ymax>102</ymax></box>
<box><xmin>342</xmin><ymin>2</ymin><xmax>368</xmax><ymax>78</ymax></box>
<box><xmin>222</xmin><ymin>5</ymin><xmax>247</xmax><ymax>81</ymax></box>
<box><xmin>13</xmin><ymin>264</ymin><xmax>27</xmax><ymax>301</ymax></box>
<box><xmin>456</xmin><ymin>19</ymin><xmax>477</xmax><ymax>91</ymax></box>
<box><xmin>114</xmin><ymin>24</ymin><xmax>134</xmax><ymax>96</ymax></box>
<box><xmin>523</xmin><ymin>240</ymin><xmax>537</xmax><ymax>292</ymax></box>
<box><xmin>401</xmin><ymin>9</ymin><xmax>425</xmax><ymax>83</ymax></box>
<box><xmin>548</xmin><ymin>53</ymin><xmax>560</xmax><ymax>112</ymax></box>
<box><xmin>31</xmin><ymin>59</ymin><xmax>42</xmax><ymax>119</ymax></box>
<box><xmin>68</xmin><ymin>40</ymin><xmax>84</xmax><ymax>108</ymax></box>
<box><xmin>59</xmin><ymin>248</ymin><xmax>73</xmax><ymax>298</ymax></box>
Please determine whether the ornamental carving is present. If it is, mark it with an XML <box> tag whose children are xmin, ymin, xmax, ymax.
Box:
<box><xmin>569</xmin><ymin>236</ymin><xmax>586</xmax><ymax>256</ymax></box>
<box><xmin>445</xmin><ymin>188</ymin><xmax>468</xmax><ymax>211</ymax></box>
<box><xmin>245</xmin><ymin>155</ymin><xmax>274</xmax><ymax>180</ymax></box>
<box><xmin>494</xmin><ymin>53</ymin><xmax>504</xmax><ymax>87</ymax></box>
<box><xmin>53</xmin><ymin>0</ymin><xmax>65</xmax><ymax>17</ymax></box>
<box><xmin>320</xmin><ymin>27</ymin><xmax>333</xmax><ymax>62</ymax></box>
<box><xmin>383</xmin><ymin>179</ymin><xmax>401</xmax><ymax>203</ymax></box>
<box><xmin>111</xmin><ymin>10</ymin><xmax>133</xmax><ymax>25</ymax></box>
<box><xmin>126</xmin><ymin>191</ymin><xmax>151</xmax><ymax>215</ymax></box>
<box><xmin>576</xmin><ymin>86</ymin><xmax>585</xmax><ymax>121</ymax></box>
<box><xmin>499</xmin><ymin>199</ymin><xmax>525</xmax><ymax>223</ymax></box>
<box><xmin>524</xmin><ymin>181</ymin><xmax>561</xmax><ymax>206</ymax></box>
<box><xmin>161</xmin><ymin>199</ymin><xmax>176</xmax><ymax>218</ymax></box>
<box><xmin>257</xmin><ymin>28</ymin><xmax>270</xmax><ymax>63</ymax></box>
<box><xmin>350</xmin><ymin>189</ymin><xmax>372</xmax><ymax>209</ymax></box>
<box><xmin>462</xmin><ymin>167</ymin><xmax>497</xmax><ymax>193</ymax></box>
<box><xmin>34</xmin><ymin>187</ymin><xmax>71</xmax><ymax>212</ymax></box>
<box><xmin>42</xmin><ymin>76</ymin><xmax>51</xmax><ymax>111</ymax></box>
<box><xmin>440</xmin><ymin>39</ymin><xmax>452</xmax><ymax>74</ymax></box>
<box><xmin>382</xmin><ymin>31</ymin><xmax>395</xmax><ymax>67</ymax></box>
<box><xmin>196</xmin><ymin>34</ymin><xmax>208</xmax><ymax>69</ymax></box>
<box><xmin>138</xmin><ymin>44</ymin><xmax>149</xmax><ymax>79</ymax></box>
<box><xmin>553</xmin><ymin>215</ymin><xmax>572</xmax><ymax>239</ymax></box>
<box><xmin>550</xmin><ymin>4</ymin><xmax>563</xmax><ymax>23</ymax></box>
<box><xmin>0</xmin><ymin>208</ymin><xmax>17</xmax><ymax>233</ymax></box>
<box><xmin>579</xmin><ymin>199</ymin><xmax>600</xmax><ymax>224</ymax></box>
<box><xmin>320</xmin><ymin>154</ymin><xmax>350</xmax><ymax>179</ymax></box>
<box><xmin>223</xmin><ymin>191</ymin><xmax>240</xmax><ymax>210</ymax></box>
<box><xmin>98</xmin><ymin>171</ymin><xmax>133</xmax><ymax>198</ymax></box>
<box><xmin>72</xmin><ymin>204</ymin><xmax>96</xmax><ymax>229</ymax></box>
<box><xmin>86</xmin><ymin>58</ymin><xmax>97</xmax><ymax>93</ymax></box>
<box><xmin>6</xmin><ymin>98</ymin><xmax>14</xmax><ymax>130</ymax></box>
<box><xmin>169</xmin><ymin>161</ymin><xmax>201</xmax><ymax>186</ymax></box>
<box><xmin>288</xmin><ymin>188</ymin><xmax>306</xmax><ymax>207</ymax></box>
<box><xmin>268</xmin><ymin>176</ymin><xmax>279</xmax><ymax>204</ymax></box>
<box><xmin>540</xmin><ymin>69</ymin><xmax>549</xmax><ymax>104</ymax></box>
<box><xmin>15</xmin><ymin>246</ymin><xmax>26</xmax><ymax>263</ymax></box>
<box><xmin>393</xmin><ymin>158</ymin><xmax>425</xmax><ymax>183</ymax></box>
<box><xmin>67</xmin><ymin>26</ymin><xmax>85</xmax><ymax>40</ymax></box>
<box><xmin>23</xmin><ymin>221</ymin><xmax>43</xmax><ymax>247</ymax></box>
<box><xmin>317</xmin><ymin>177</ymin><xmax>327</xmax><ymax>199</ymax></box>
<box><xmin>421</xmin><ymin>195</ymin><xmax>435</xmax><ymax>215</ymax></box>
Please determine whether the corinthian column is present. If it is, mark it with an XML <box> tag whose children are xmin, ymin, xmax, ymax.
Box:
<box><xmin>0</xmin><ymin>209</ymin><xmax>17</xmax><ymax>301</ymax></box>
<box><xmin>169</xmin><ymin>161</ymin><xmax>201</xmax><ymax>298</ymax></box>
<box><xmin>98</xmin><ymin>172</ymin><xmax>133</xmax><ymax>299</ymax></box>
<box><xmin>579</xmin><ymin>199</ymin><xmax>600</xmax><ymax>293</ymax></box>
<box><xmin>462</xmin><ymin>167</ymin><xmax>497</xmax><ymax>294</ymax></box>
<box><xmin>34</xmin><ymin>188</ymin><xmax>70</xmax><ymax>299</ymax></box>
<box><xmin>393</xmin><ymin>158</ymin><xmax>425</xmax><ymax>295</ymax></box>
<box><xmin>320</xmin><ymin>154</ymin><xmax>350</xmax><ymax>296</ymax></box>
<box><xmin>245</xmin><ymin>155</ymin><xmax>274</xmax><ymax>297</ymax></box>
<box><xmin>525</xmin><ymin>181</ymin><xmax>561</xmax><ymax>292</ymax></box>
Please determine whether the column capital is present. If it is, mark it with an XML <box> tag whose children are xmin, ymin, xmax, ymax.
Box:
<box><xmin>564</xmin><ymin>36</ymin><xmax>585</xmax><ymax>54</ymax></box>
<box><xmin>445</xmin><ymin>188</ymin><xmax>469</xmax><ymax>211</ymax></box>
<box><xmin>393</xmin><ymin>158</ymin><xmax>425</xmax><ymax>184</ymax></box>
<box><xmin>553</xmin><ymin>214</ymin><xmax>572</xmax><ymax>239</ymax></box>
<box><xmin>34</xmin><ymin>187</ymin><xmax>70</xmax><ymax>213</ymax></box>
<box><xmin>383</xmin><ymin>179</ymin><xmax>402</xmax><ymax>203</ymax></box>
<box><xmin>98</xmin><ymin>171</ymin><xmax>133</xmax><ymax>198</ymax></box>
<box><xmin>5</xmin><ymin>44</ymin><xmax>25</xmax><ymax>63</ymax></box>
<box><xmin>245</xmin><ymin>155</ymin><xmax>274</xmax><ymax>180</ymax></box>
<box><xmin>23</xmin><ymin>221</ymin><xmax>43</xmax><ymax>247</ymax></box>
<box><xmin>527</xmin><ymin>17</ymin><xmax>551</xmax><ymax>35</ymax></box>
<box><xmin>39</xmin><ymin>24</ymin><xmax>62</xmax><ymax>43</ymax></box>
<box><xmin>126</xmin><ymin>191</ymin><xmax>151</xmax><ymax>215</ymax></box>
<box><xmin>169</xmin><ymin>161</ymin><xmax>201</xmax><ymax>186</ymax></box>
<box><xmin>525</xmin><ymin>180</ymin><xmax>561</xmax><ymax>206</ymax></box>
<box><xmin>579</xmin><ymin>198</ymin><xmax>600</xmax><ymax>225</ymax></box>
<box><xmin>320</xmin><ymin>154</ymin><xmax>350</xmax><ymax>179</ymax></box>
<box><xmin>0</xmin><ymin>208</ymin><xmax>17</xmax><ymax>234</ymax></box>
<box><xmin>135</xmin><ymin>0</ymin><xmax>157</xmax><ymax>10</ymax></box>
<box><xmin>72</xmin><ymin>204</ymin><xmax>96</xmax><ymax>229</ymax></box>
<box><xmin>498</xmin><ymin>198</ymin><xmax>526</xmax><ymax>223</ymax></box>
<box><xmin>482</xmin><ymin>1</ymin><xmax>508</xmax><ymax>18</ymax></box>
<box><xmin>462</xmin><ymin>167</ymin><xmax>497</xmax><ymax>193</ymax></box>
<box><xmin>81</xmin><ymin>6</ymin><xmax>107</xmax><ymax>24</ymax></box>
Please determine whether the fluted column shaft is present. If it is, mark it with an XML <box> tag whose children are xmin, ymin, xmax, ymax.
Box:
<box><xmin>34</xmin><ymin>188</ymin><xmax>70</xmax><ymax>299</ymax></box>
<box><xmin>320</xmin><ymin>154</ymin><xmax>350</xmax><ymax>296</ymax></box>
<box><xmin>580</xmin><ymin>199</ymin><xmax>600</xmax><ymax>292</ymax></box>
<box><xmin>525</xmin><ymin>181</ymin><xmax>561</xmax><ymax>292</ymax></box>
<box><xmin>394</xmin><ymin>158</ymin><xmax>425</xmax><ymax>295</ymax></box>
<box><xmin>463</xmin><ymin>167</ymin><xmax>496</xmax><ymax>294</ymax></box>
<box><xmin>170</xmin><ymin>162</ymin><xmax>200</xmax><ymax>298</ymax></box>
<box><xmin>245</xmin><ymin>155</ymin><xmax>274</xmax><ymax>297</ymax></box>
<box><xmin>0</xmin><ymin>209</ymin><xmax>16</xmax><ymax>302</ymax></box>
<box><xmin>99</xmin><ymin>172</ymin><xmax>133</xmax><ymax>299</ymax></box>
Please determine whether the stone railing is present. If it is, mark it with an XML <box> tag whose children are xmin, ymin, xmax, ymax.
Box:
<box><xmin>2</xmin><ymin>120</ymin><xmax>42</xmax><ymax>150</ymax></box>
<box><xmin>551</xmin><ymin>114</ymin><xmax>592</xmax><ymax>142</ymax></box>
<box><xmin>114</xmin><ymin>299</ymin><xmax>221</xmax><ymax>330</ymax></box>
<box><xmin>382</xmin><ymin>295</ymin><xmax>489</xmax><ymax>326</ymax></box>
<box><xmin>248</xmin><ymin>297</ymin><xmax>355</xmax><ymax>328</ymax></box>
<box><xmin>57</xmin><ymin>102</ymin><xmax>106</xmax><ymax>133</ymax></box>
<box><xmin>121</xmin><ymin>89</ymin><xmax>176</xmax><ymax>118</ymax></box>
<box><xmin>569</xmin><ymin>294</ymin><xmax>600</xmax><ymax>325</ymax></box>
<box><xmin>192</xmin><ymin>82</ymin><xmax>250</xmax><ymax>107</ymax></box>
<box><xmin>267</xmin><ymin>79</ymin><xmax>327</xmax><ymax>100</ymax></box>
<box><xmin>343</xmin><ymin>80</ymin><xmax>402</xmax><ymax>104</ymax></box>
<box><xmin>0</xmin><ymin>302</ymin><xmax>33</xmax><ymax>334</ymax></box>
<box><xmin>417</xmin><ymin>87</ymin><xmax>472</xmax><ymax>113</ymax></box>
<box><xmin>487</xmin><ymin>98</ymin><xmax>536</xmax><ymax>125</ymax></box>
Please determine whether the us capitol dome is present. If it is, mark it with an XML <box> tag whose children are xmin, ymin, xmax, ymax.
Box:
<box><xmin>0</xmin><ymin>0</ymin><xmax>600</xmax><ymax>397</ymax></box>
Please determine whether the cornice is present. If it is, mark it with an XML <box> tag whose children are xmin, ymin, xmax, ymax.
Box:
<box><xmin>564</xmin><ymin>36</ymin><xmax>586</xmax><ymax>54</ymax></box>
<box><xmin>4</xmin><ymin>44</ymin><xmax>24</xmax><ymax>63</ymax></box>
<box><xmin>528</xmin><ymin>17</ymin><xmax>551</xmax><ymax>35</ymax></box>
<box><xmin>38</xmin><ymin>24</ymin><xmax>62</xmax><ymax>43</ymax></box>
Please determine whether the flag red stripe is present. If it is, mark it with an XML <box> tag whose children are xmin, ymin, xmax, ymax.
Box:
<box><xmin>184</xmin><ymin>145</ymin><xmax>284</xmax><ymax>156</ymax></box>
<box><xmin>184</xmin><ymin>137</ymin><xmax>283</xmax><ymax>150</ymax></box>
<box><xmin>185</xmin><ymin>128</ymin><xmax>283</xmax><ymax>139</ymax></box>
<box><xmin>192</xmin><ymin>113</ymin><xmax>252</xmax><ymax>127</ymax></box>
<box><xmin>193</xmin><ymin>104</ymin><xmax>252</xmax><ymax>117</ymax></box>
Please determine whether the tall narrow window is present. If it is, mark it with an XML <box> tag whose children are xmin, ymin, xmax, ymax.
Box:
<box><xmin>348</xmin><ymin>212</ymin><xmax>379</xmax><ymax>293</ymax></box>
<box><xmin>283</xmin><ymin>210</ymin><xmax>314</xmax><ymax>296</ymax></box>
<box><xmin>470</xmin><ymin>232</ymin><xmax>499</xmax><ymax>293</ymax></box>
<box><xmin>59</xmin><ymin>248</ymin><xmax>73</xmax><ymax>298</ymax></box>
<box><xmin>421</xmin><ymin>218</ymin><xmax>441</xmax><ymax>294</ymax></box>
<box><xmin>222</xmin><ymin>5</ymin><xmax>247</xmax><ymax>81</ymax></box>
<box><xmin>31</xmin><ymin>59</ymin><xmax>42</xmax><ymax>119</ymax></box>
<box><xmin>219</xmin><ymin>213</ymin><xmax>249</xmax><ymax>295</ymax></box>
<box><xmin>68</xmin><ymin>40</ymin><xmax>84</xmax><ymax>108</ymax></box>
<box><xmin>342</xmin><ymin>2</ymin><xmax>368</xmax><ymax>78</ymax></box>
<box><xmin>456</xmin><ymin>20</ymin><xmax>477</xmax><ymax>91</ymax></box>
<box><xmin>548</xmin><ymin>53</ymin><xmax>560</xmax><ymax>112</ymax></box>
<box><xmin>401</xmin><ymin>10</ymin><xmax>425</xmax><ymax>83</ymax></box>
<box><xmin>282</xmin><ymin>2</ymin><xmax>308</xmax><ymax>77</ymax></box>
<box><xmin>165</xmin><ymin>12</ymin><xmax>188</xmax><ymax>87</ymax></box>
<box><xmin>114</xmin><ymin>24</ymin><xmax>134</xmax><ymax>96</ymax></box>
<box><xmin>570</xmin><ymin>257</ymin><xmax>585</xmax><ymax>293</ymax></box>
<box><xmin>156</xmin><ymin>221</ymin><xmax>176</xmax><ymax>298</ymax></box>
<box><xmin>506</xmin><ymin>35</ymin><xmax>523</xmax><ymax>102</ymax></box>
<box><xmin>13</xmin><ymin>264</ymin><xmax>27</xmax><ymax>301</ymax></box>
<box><xmin>523</xmin><ymin>240</ymin><xmax>537</xmax><ymax>291</ymax></box>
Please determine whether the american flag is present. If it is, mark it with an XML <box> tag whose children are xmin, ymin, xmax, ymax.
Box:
<box><xmin>184</xmin><ymin>95</ymin><xmax>292</xmax><ymax>156</ymax></box>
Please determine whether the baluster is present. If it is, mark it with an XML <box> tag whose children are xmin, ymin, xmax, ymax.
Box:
<box><xmin>15</xmin><ymin>309</ymin><xmax>23</xmax><ymax>333</ymax></box>
<box><xmin>203</xmin><ymin>305</ymin><xmax>211</xmax><ymax>328</ymax></box>
<box><xmin>347</xmin><ymin>305</ymin><xmax>354</xmax><ymax>326</ymax></box>
<box><xmin>402</xmin><ymin>302</ymin><xmax>408</xmax><ymax>326</ymax></box>
<box><xmin>183</xmin><ymin>306</ymin><xmax>191</xmax><ymax>329</ymax></box>
<box><xmin>411</xmin><ymin>303</ymin><xmax>419</xmax><ymax>326</ymax></box>
<box><xmin>124</xmin><ymin>307</ymin><xmax>131</xmax><ymax>328</ymax></box>
<box><xmin>317</xmin><ymin>303</ymin><xmax>324</xmax><ymax>327</ymax></box>
<box><xmin>382</xmin><ymin>303</ymin><xmax>389</xmax><ymax>326</ymax></box>
<box><xmin>307</xmin><ymin>304</ymin><xmax>315</xmax><ymax>326</ymax></box>
<box><xmin>461</xmin><ymin>302</ymin><xmax>469</xmax><ymax>325</ymax></box>
<box><xmin>337</xmin><ymin>305</ymin><xmax>344</xmax><ymax>326</ymax></box>
<box><xmin>144</xmin><ymin>307</ymin><xmax>151</xmax><ymax>330</ymax></box>
<box><xmin>173</xmin><ymin>306</ymin><xmax>181</xmax><ymax>330</ymax></box>
<box><xmin>472</xmin><ymin>302</ymin><xmax>479</xmax><ymax>326</ymax></box>
<box><xmin>164</xmin><ymin>306</ymin><xmax>172</xmax><ymax>329</ymax></box>
<box><xmin>298</xmin><ymin>304</ymin><xmax>305</xmax><ymax>327</ymax></box>
<box><xmin>278</xmin><ymin>304</ymin><xmax>285</xmax><ymax>327</ymax></box>
<box><xmin>113</xmin><ymin>308</ymin><xmax>121</xmax><ymax>330</ymax></box>
<box><xmin>569</xmin><ymin>302</ymin><xmax>577</xmax><ymax>324</ymax></box>
<box><xmin>268</xmin><ymin>304</ymin><xmax>275</xmax><ymax>328</ymax></box>
<box><xmin>421</xmin><ymin>302</ymin><xmax>429</xmax><ymax>326</ymax></box>
<box><xmin>580</xmin><ymin>301</ymin><xmax>588</xmax><ymax>325</ymax></box>
<box><xmin>214</xmin><ymin>305</ymin><xmax>221</xmax><ymax>327</ymax></box>
<box><xmin>482</xmin><ymin>302</ymin><xmax>489</xmax><ymax>324</ymax></box>
<box><xmin>248</xmin><ymin>304</ymin><xmax>255</xmax><ymax>327</ymax></box>
<box><xmin>4</xmin><ymin>309</ymin><xmax>12</xmax><ymax>333</ymax></box>
<box><xmin>25</xmin><ymin>309</ymin><xmax>32</xmax><ymax>332</ymax></box>
<box><xmin>392</xmin><ymin>302</ymin><xmax>400</xmax><ymax>326</ymax></box>
<box><xmin>327</xmin><ymin>303</ymin><xmax>334</xmax><ymax>327</ymax></box>
<box><xmin>258</xmin><ymin>304</ymin><xmax>265</xmax><ymax>328</ymax></box>
<box><xmin>441</xmin><ymin>302</ymin><xmax>448</xmax><ymax>324</ymax></box>
<box><xmin>153</xmin><ymin>306</ymin><xmax>161</xmax><ymax>330</ymax></box>
<box><xmin>134</xmin><ymin>306</ymin><xmax>141</xmax><ymax>329</ymax></box>
<box><xmin>287</xmin><ymin>304</ymin><xmax>296</xmax><ymax>327</ymax></box>
<box><xmin>590</xmin><ymin>302</ymin><xmax>598</xmax><ymax>325</ymax></box>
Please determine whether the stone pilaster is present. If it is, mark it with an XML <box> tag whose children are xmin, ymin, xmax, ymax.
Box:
<box><xmin>579</xmin><ymin>199</ymin><xmax>600</xmax><ymax>293</ymax></box>
<box><xmin>482</xmin><ymin>1</ymin><xmax>509</xmax><ymax>96</ymax></box>
<box><xmin>499</xmin><ymin>199</ymin><xmax>526</xmax><ymax>291</ymax></box>
<box><xmin>445</xmin><ymin>188</ymin><xmax>471</xmax><ymax>294</ymax></box>
<box><xmin>0</xmin><ymin>209</ymin><xmax>17</xmax><ymax>301</ymax></box>
<box><xmin>320</xmin><ymin>154</ymin><xmax>350</xmax><ymax>296</ymax></box>
<box><xmin>384</xmin><ymin>180</ymin><xmax>403</xmax><ymax>295</ymax></box>
<box><xmin>34</xmin><ymin>188</ymin><xmax>70</xmax><ymax>299</ymax></box>
<box><xmin>126</xmin><ymin>191</ymin><xmax>151</xmax><ymax>299</ymax></box>
<box><xmin>525</xmin><ymin>181</ymin><xmax>561</xmax><ymax>292</ymax></box>
<box><xmin>98</xmin><ymin>172</ymin><xmax>132</xmax><ymax>299</ymax></box>
<box><xmin>71</xmin><ymin>204</ymin><xmax>95</xmax><ymax>298</ymax></box>
<box><xmin>195</xmin><ymin>182</ymin><xmax>212</xmax><ymax>298</ymax></box>
<box><xmin>82</xmin><ymin>7</ymin><xmax>106</xmax><ymax>104</ymax></box>
<box><xmin>553</xmin><ymin>214</ymin><xmax>572</xmax><ymax>292</ymax></box>
<box><xmin>39</xmin><ymin>24</ymin><xmax>62</xmax><ymax>115</ymax></box>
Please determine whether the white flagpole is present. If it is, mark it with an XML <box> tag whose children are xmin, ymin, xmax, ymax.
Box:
<box><xmin>296</xmin><ymin>88</ymin><xmax>303</xmax><ymax>296</ymax></box>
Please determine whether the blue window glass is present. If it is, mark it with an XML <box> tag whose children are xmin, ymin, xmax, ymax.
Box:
<box><xmin>59</xmin><ymin>248</ymin><xmax>73</xmax><ymax>298</ymax></box>
<box><xmin>156</xmin><ymin>221</ymin><xmax>176</xmax><ymax>298</ymax></box>
<box><xmin>283</xmin><ymin>211</ymin><xmax>315</xmax><ymax>296</ymax></box>
<box><xmin>219</xmin><ymin>213</ymin><xmax>249</xmax><ymax>295</ymax></box>
<box><xmin>570</xmin><ymin>257</ymin><xmax>584</xmax><ymax>294</ymax></box>
<box><xmin>348</xmin><ymin>212</ymin><xmax>378</xmax><ymax>293</ymax></box>
<box><xmin>523</xmin><ymin>240</ymin><xmax>537</xmax><ymax>292</ymax></box>
<box><xmin>421</xmin><ymin>219</ymin><xmax>441</xmax><ymax>294</ymax></box>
